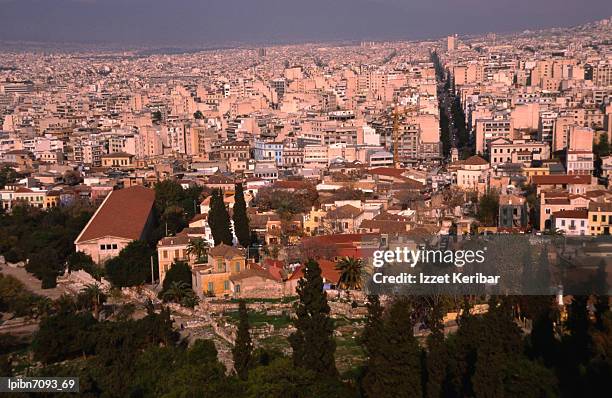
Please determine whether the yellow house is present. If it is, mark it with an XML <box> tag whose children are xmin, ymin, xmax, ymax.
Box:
<box><xmin>302</xmin><ymin>207</ymin><xmax>327</xmax><ymax>236</ymax></box>
<box><xmin>157</xmin><ymin>235</ymin><xmax>191</xmax><ymax>284</ymax></box>
<box><xmin>522</xmin><ymin>166</ymin><xmax>550</xmax><ymax>183</ymax></box>
<box><xmin>588</xmin><ymin>202</ymin><xmax>612</xmax><ymax>235</ymax></box>
<box><xmin>192</xmin><ymin>243</ymin><xmax>246</xmax><ymax>297</ymax></box>
<box><xmin>101</xmin><ymin>152</ymin><xmax>135</xmax><ymax>169</ymax></box>
<box><xmin>44</xmin><ymin>191</ymin><xmax>61</xmax><ymax>209</ymax></box>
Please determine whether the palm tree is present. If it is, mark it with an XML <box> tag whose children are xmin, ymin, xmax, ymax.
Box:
<box><xmin>162</xmin><ymin>281</ymin><xmax>191</xmax><ymax>303</ymax></box>
<box><xmin>180</xmin><ymin>289</ymin><xmax>199</xmax><ymax>308</ymax></box>
<box><xmin>80</xmin><ymin>283</ymin><xmax>106</xmax><ymax>320</ymax></box>
<box><xmin>335</xmin><ymin>257</ymin><xmax>364</xmax><ymax>291</ymax></box>
<box><xmin>186</xmin><ymin>238</ymin><xmax>209</xmax><ymax>263</ymax></box>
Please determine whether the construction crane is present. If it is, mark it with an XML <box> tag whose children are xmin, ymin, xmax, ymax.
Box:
<box><xmin>391</xmin><ymin>104</ymin><xmax>426</xmax><ymax>168</ymax></box>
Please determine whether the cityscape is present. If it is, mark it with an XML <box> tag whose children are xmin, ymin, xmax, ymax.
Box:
<box><xmin>0</xmin><ymin>4</ymin><xmax>611</xmax><ymax>397</ymax></box>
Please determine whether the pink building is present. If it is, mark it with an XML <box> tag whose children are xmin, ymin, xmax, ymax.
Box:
<box><xmin>74</xmin><ymin>186</ymin><xmax>155</xmax><ymax>264</ymax></box>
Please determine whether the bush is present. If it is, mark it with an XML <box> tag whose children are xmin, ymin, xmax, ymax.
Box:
<box><xmin>105</xmin><ymin>241</ymin><xmax>154</xmax><ymax>287</ymax></box>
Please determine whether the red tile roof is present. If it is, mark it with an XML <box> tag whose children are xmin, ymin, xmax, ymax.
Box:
<box><xmin>463</xmin><ymin>155</ymin><xmax>489</xmax><ymax>166</ymax></box>
<box><xmin>75</xmin><ymin>186</ymin><xmax>155</xmax><ymax>243</ymax></box>
<box><xmin>288</xmin><ymin>259</ymin><xmax>341</xmax><ymax>284</ymax></box>
<box><xmin>208</xmin><ymin>243</ymin><xmax>244</xmax><ymax>259</ymax></box>
<box><xmin>273</xmin><ymin>180</ymin><xmax>311</xmax><ymax>190</ymax></box>
<box><xmin>533</xmin><ymin>175</ymin><xmax>592</xmax><ymax>185</ymax></box>
<box><xmin>368</xmin><ymin>167</ymin><xmax>407</xmax><ymax>178</ymax></box>
<box><xmin>552</xmin><ymin>209</ymin><xmax>588</xmax><ymax>219</ymax></box>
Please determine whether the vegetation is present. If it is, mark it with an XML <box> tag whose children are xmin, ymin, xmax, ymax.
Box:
<box><xmin>477</xmin><ymin>191</ymin><xmax>500</xmax><ymax>226</ymax></box>
<box><xmin>186</xmin><ymin>237</ymin><xmax>209</xmax><ymax>263</ymax></box>
<box><xmin>159</xmin><ymin>260</ymin><xmax>198</xmax><ymax>307</ymax></box>
<box><xmin>208</xmin><ymin>188</ymin><xmax>234</xmax><ymax>246</ymax></box>
<box><xmin>105</xmin><ymin>240</ymin><xmax>155</xmax><ymax>287</ymax></box>
<box><xmin>0</xmin><ymin>274</ymin><xmax>47</xmax><ymax>318</ymax></box>
<box><xmin>161</xmin><ymin>260</ymin><xmax>192</xmax><ymax>292</ymax></box>
<box><xmin>335</xmin><ymin>257</ymin><xmax>364</xmax><ymax>291</ymax></box>
<box><xmin>289</xmin><ymin>259</ymin><xmax>338</xmax><ymax>376</ymax></box>
<box><xmin>0</xmin><ymin>203</ymin><xmax>93</xmax><ymax>287</ymax></box>
<box><xmin>255</xmin><ymin>185</ymin><xmax>318</xmax><ymax>215</ymax></box>
<box><xmin>232</xmin><ymin>300</ymin><xmax>253</xmax><ymax>380</ymax></box>
<box><xmin>360</xmin><ymin>297</ymin><xmax>422</xmax><ymax>398</ymax></box>
<box><xmin>161</xmin><ymin>280</ymin><xmax>199</xmax><ymax>308</ymax></box>
<box><xmin>233</xmin><ymin>183</ymin><xmax>251</xmax><ymax>248</ymax></box>
<box><xmin>0</xmin><ymin>165</ymin><xmax>19</xmax><ymax>188</ymax></box>
<box><xmin>0</xmin><ymin>272</ymin><xmax>609</xmax><ymax>398</ymax></box>
<box><xmin>593</xmin><ymin>133</ymin><xmax>610</xmax><ymax>177</ymax></box>
<box><xmin>153</xmin><ymin>179</ymin><xmax>203</xmax><ymax>238</ymax></box>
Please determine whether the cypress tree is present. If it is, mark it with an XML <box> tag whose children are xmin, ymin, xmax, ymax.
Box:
<box><xmin>232</xmin><ymin>183</ymin><xmax>251</xmax><ymax>248</ymax></box>
<box><xmin>593</xmin><ymin>260</ymin><xmax>609</xmax><ymax>331</ymax></box>
<box><xmin>361</xmin><ymin>297</ymin><xmax>422</xmax><ymax>398</ymax></box>
<box><xmin>425</xmin><ymin>299</ymin><xmax>447</xmax><ymax>398</ymax></box>
<box><xmin>565</xmin><ymin>295</ymin><xmax>592</xmax><ymax>365</ymax></box>
<box><xmin>360</xmin><ymin>295</ymin><xmax>386</xmax><ymax>398</ymax></box>
<box><xmin>208</xmin><ymin>189</ymin><xmax>233</xmax><ymax>246</ymax></box>
<box><xmin>232</xmin><ymin>300</ymin><xmax>253</xmax><ymax>380</ymax></box>
<box><xmin>525</xmin><ymin>295</ymin><xmax>558</xmax><ymax>367</ymax></box>
<box><xmin>472</xmin><ymin>297</ymin><xmax>522</xmax><ymax>398</ymax></box>
<box><xmin>288</xmin><ymin>259</ymin><xmax>337</xmax><ymax>376</ymax></box>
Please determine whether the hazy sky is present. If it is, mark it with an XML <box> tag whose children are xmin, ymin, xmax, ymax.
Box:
<box><xmin>0</xmin><ymin>0</ymin><xmax>610</xmax><ymax>46</ymax></box>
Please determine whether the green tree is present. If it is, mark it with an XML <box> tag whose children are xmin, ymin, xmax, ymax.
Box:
<box><xmin>232</xmin><ymin>300</ymin><xmax>253</xmax><ymax>380</ymax></box>
<box><xmin>0</xmin><ymin>165</ymin><xmax>18</xmax><ymax>188</ymax></box>
<box><xmin>78</xmin><ymin>283</ymin><xmax>107</xmax><ymax>320</ymax></box>
<box><xmin>244</xmin><ymin>357</ymin><xmax>354</xmax><ymax>398</ymax></box>
<box><xmin>26</xmin><ymin>249</ymin><xmax>63</xmax><ymax>289</ymax></box>
<box><xmin>67</xmin><ymin>251</ymin><xmax>95</xmax><ymax>272</ymax></box>
<box><xmin>289</xmin><ymin>259</ymin><xmax>337</xmax><ymax>376</ymax></box>
<box><xmin>105</xmin><ymin>240</ymin><xmax>154</xmax><ymax>287</ymax></box>
<box><xmin>208</xmin><ymin>189</ymin><xmax>233</xmax><ymax>246</ymax></box>
<box><xmin>362</xmin><ymin>297</ymin><xmax>422</xmax><ymax>398</ymax></box>
<box><xmin>335</xmin><ymin>257</ymin><xmax>363</xmax><ymax>291</ymax></box>
<box><xmin>425</xmin><ymin>298</ymin><xmax>447</xmax><ymax>398</ymax></box>
<box><xmin>162</xmin><ymin>281</ymin><xmax>198</xmax><ymax>308</ymax></box>
<box><xmin>161</xmin><ymin>260</ymin><xmax>192</xmax><ymax>292</ymax></box>
<box><xmin>233</xmin><ymin>183</ymin><xmax>251</xmax><ymax>248</ymax></box>
<box><xmin>472</xmin><ymin>298</ymin><xmax>523</xmax><ymax>398</ymax></box>
<box><xmin>360</xmin><ymin>295</ymin><xmax>386</xmax><ymax>397</ymax></box>
<box><xmin>186</xmin><ymin>237</ymin><xmax>209</xmax><ymax>263</ymax></box>
<box><xmin>477</xmin><ymin>192</ymin><xmax>500</xmax><ymax>226</ymax></box>
<box><xmin>524</xmin><ymin>295</ymin><xmax>558</xmax><ymax>367</ymax></box>
<box><xmin>31</xmin><ymin>311</ymin><xmax>97</xmax><ymax>364</ymax></box>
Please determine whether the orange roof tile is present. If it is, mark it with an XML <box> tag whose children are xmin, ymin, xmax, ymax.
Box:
<box><xmin>75</xmin><ymin>186</ymin><xmax>155</xmax><ymax>243</ymax></box>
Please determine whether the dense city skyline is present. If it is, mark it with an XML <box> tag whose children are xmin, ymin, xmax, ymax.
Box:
<box><xmin>0</xmin><ymin>0</ymin><xmax>610</xmax><ymax>46</ymax></box>
<box><xmin>0</xmin><ymin>5</ymin><xmax>610</xmax><ymax>396</ymax></box>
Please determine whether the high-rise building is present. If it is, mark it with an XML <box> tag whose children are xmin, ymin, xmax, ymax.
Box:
<box><xmin>447</xmin><ymin>35</ymin><xmax>457</xmax><ymax>51</ymax></box>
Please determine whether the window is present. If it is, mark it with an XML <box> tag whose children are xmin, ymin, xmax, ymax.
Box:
<box><xmin>163</xmin><ymin>250</ymin><xmax>168</xmax><ymax>259</ymax></box>
<box><xmin>235</xmin><ymin>262</ymin><xmax>241</xmax><ymax>272</ymax></box>
<box><xmin>207</xmin><ymin>282</ymin><xmax>214</xmax><ymax>292</ymax></box>
<box><xmin>217</xmin><ymin>259</ymin><xmax>224</xmax><ymax>272</ymax></box>
<box><xmin>593</xmin><ymin>215</ymin><xmax>598</xmax><ymax>222</ymax></box>
<box><xmin>224</xmin><ymin>280</ymin><xmax>230</xmax><ymax>290</ymax></box>
<box><xmin>235</xmin><ymin>284</ymin><xmax>240</xmax><ymax>293</ymax></box>
<box><xmin>100</xmin><ymin>244</ymin><xmax>106</xmax><ymax>250</ymax></box>
<box><xmin>603</xmin><ymin>215</ymin><xmax>607</xmax><ymax>223</ymax></box>
<box><xmin>561</xmin><ymin>220</ymin><xmax>565</xmax><ymax>226</ymax></box>
<box><xmin>112</xmin><ymin>244</ymin><xmax>117</xmax><ymax>250</ymax></box>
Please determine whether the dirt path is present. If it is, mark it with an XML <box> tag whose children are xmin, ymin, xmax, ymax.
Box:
<box><xmin>0</xmin><ymin>265</ymin><xmax>68</xmax><ymax>299</ymax></box>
